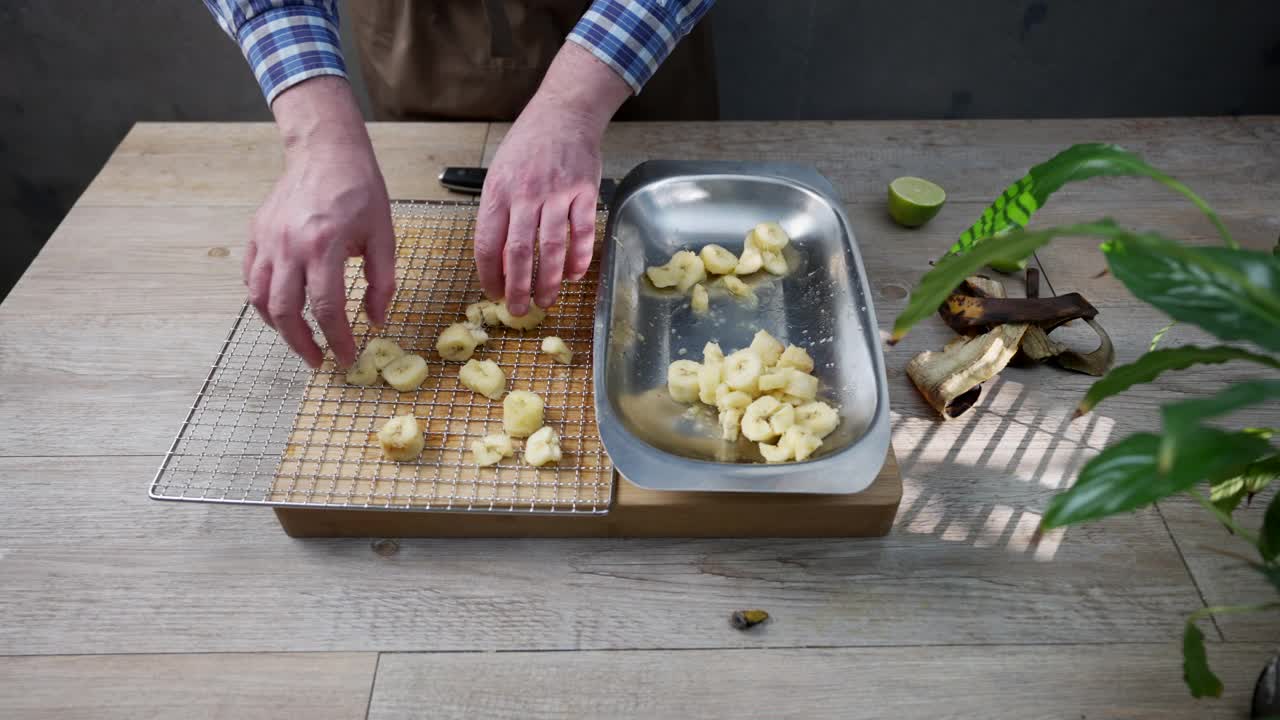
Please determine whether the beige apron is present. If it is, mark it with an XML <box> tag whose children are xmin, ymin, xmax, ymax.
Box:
<box><xmin>348</xmin><ymin>0</ymin><xmax>719</xmax><ymax>122</ymax></box>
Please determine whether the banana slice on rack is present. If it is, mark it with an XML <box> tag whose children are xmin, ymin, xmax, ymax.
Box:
<box><xmin>541</xmin><ymin>336</ymin><xmax>573</xmax><ymax>365</ymax></box>
<box><xmin>690</xmin><ymin>283</ymin><xmax>709</xmax><ymax>313</ymax></box>
<box><xmin>503</xmin><ymin>390</ymin><xmax>545</xmax><ymax>437</ymax></box>
<box><xmin>524</xmin><ymin>425</ymin><xmax>562</xmax><ymax>467</ymax></box>
<box><xmin>345</xmin><ymin>352</ymin><xmax>380</xmax><ymax>386</ymax></box>
<box><xmin>699</xmin><ymin>244</ymin><xmax>738</xmax><ymax>275</ymax></box>
<box><xmin>377</xmin><ymin>414</ymin><xmax>425</xmax><ymax>462</ymax></box>
<box><xmin>749</xmin><ymin>330</ymin><xmax>785</xmax><ymax>366</ymax></box>
<box><xmin>364</xmin><ymin>338</ymin><xmax>405</xmax><ymax>369</ymax></box>
<box><xmin>471</xmin><ymin>432</ymin><xmax>514</xmax><ymax>467</ymax></box>
<box><xmin>458</xmin><ymin>359</ymin><xmax>506</xmax><ymax>400</ymax></box>
<box><xmin>735</xmin><ymin>245</ymin><xmax>764</xmax><ymax>275</ymax></box>
<box><xmin>776</xmin><ymin>345</ymin><xmax>814</xmax><ymax>373</ymax></box>
<box><xmin>747</xmin><ymin>221</ymin><xmax>791</xmax><ymax>253</ymax></box>
<box><xmin>795</xmin><ymin>401</ymin><xmax>839</xmax><ymax>439</ymax></box>
<box><xmin>496</xmin><ymin>302</ymin><xmax>547</xmax><ymax>330</ymax></box>
<box><xmin>667</xmin><ymin>359</ymin><xmax>703</xmax><ymax>403</ymax></box>
<box><xmin>436</xmin><ymin>322</ymin><xmax>487</xmax><ymax>361</ymax></box>
<box><xmin>382</xmin><ymin>354</ymin><xmax>429</xmax><ymax>392</ymax></box>
<box><xmin>781</xmin><ymin>426</ymin><xmax>822</xmax><ymax>461</ymax></box>
<box><xmin>741</xmin><ymin>395</ymin><xmax>785</xmax><ymax>442</ymax></box>
<box><xmin>724</xmin><ymin>350</ymin><xmax>763</xmax><ymax>394</ymax></box>
<box><xmin>466</xmin><ymin>300</ymin><xmax>503</xmax><ymax>326</ymax></box>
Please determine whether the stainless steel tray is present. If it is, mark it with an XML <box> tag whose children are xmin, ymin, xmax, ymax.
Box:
<box><xmin>592</xmin><ymin>161</ymin><xmax>891</xmax><ymax>494</ymax></box>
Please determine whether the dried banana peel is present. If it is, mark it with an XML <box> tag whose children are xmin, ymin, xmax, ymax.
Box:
<box><xmin>907</xmin><ymin>323</ymin><xmax>1029</xmax><ymax>419</ymax></box>
<box><xmin>1048</xmin><ymin>318</ymin><xmax>1114</xmax><ymax>376</ymax></box>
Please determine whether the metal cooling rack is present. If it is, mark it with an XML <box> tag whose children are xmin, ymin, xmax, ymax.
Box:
<box><xmin>150</xmin><ymin>200</ymin><xmax>614</xmax><ymax>514</ymax></box>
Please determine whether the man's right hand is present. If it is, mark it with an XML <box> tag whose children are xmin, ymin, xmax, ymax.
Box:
<box><xmin>246</xmin><ymin>76</ymin><xmax>396</xmax><ymax>369</ymax></box>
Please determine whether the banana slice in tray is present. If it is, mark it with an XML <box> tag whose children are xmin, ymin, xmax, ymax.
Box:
<box><xmin>377</xmin><ymin>415</ymin><xmax>425</xmax><ymax>462</ymax></box>
<box><xmin>458</xmin><ymin>359</ymin><xmax>505</xmax><ymax>400</ymax></box>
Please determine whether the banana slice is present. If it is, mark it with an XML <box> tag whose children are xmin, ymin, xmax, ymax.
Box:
<box><xmin>382</xmin><ymin>354</ymin><xmax>429</xmax><ymax>392</ymax></box>
<box><xmin>742</xmin><ymin>395</ymin><xmax>784</xmax><ymax>442</ymax></box>
<box><xmin>781</xmin><ymin>426</ymin><xmax>822</xmax><ymax>461</ymax></box>
<box><xmin>758</xmin><ymin>440</ymin><xmax>792</xmax><ymax>463</ymax></box>
<box><xmin>670</xmin><ymin>251</ymin><xmax>707</xmax><ymax>291</ymax></box>
<box><xmin>795</xmin><ymin>401</ymin><xmax>840</xmax><ymax>439</ymax></box>
<box><xmin>749</xmin><ymin>330</ymin><xmax>785</xmax><ymax>366</ymax></box>
<box><xmin>436</xmin><ymin>322</ymin><xmax>487</xmax><ymax>361</ymax></box>
<box><xmin>761</xmin><ymin>250</ymin><xmax>788</xmax><ymax>276</ymax></box>
<box><xmin>365</xmin><ymin>338</ymin><xmax>405</xmax><ymax>369</ymax></box>
<box><xmin>458</xmin><ymin>358</ymin><xmax>506</xmax><ymax>399</ymax></box>
<box><xmin>719</xmin><ymin>408</ymin><xmax>743</xmax><ymax>441</ymax></box>
<box><xmin>768</xmin><ymin>402</ymin><xmax>796</xmax><ymax>435</ymax></box>
<box><xmin>645</xmin><ymin>264</ymin><xmax>679</xmax><ymax>289</ymax></box>
<box><xmin>724</xmin><ymin>349</ymin><xmax>763</xmax><ymax>394</ymax></box>
<box><xmin>698</xmin><ymin>343</ymin><xmax>725</xmax><ymax>405</ymax></box>
<box><xmin>503</xmin><ymin>390</ymin><xmax>545</xmax><ymax>438</ymax></box>
<box><xmin>784</xmin><ymin>371</ymin><xmax>819</xmax><ymax>400</ymax></box>
<box><xmin>466</xmin><ymin>300</ymin><xmax>502</xmax><ymax>326</ymax></box>
<box><xmin>667</xmin><ymin>359</ymin><xmax>703</xmax><ymax>403</ymax></box>
<box><xmin>345</xmin><ymin>352</ymin><xmax>380</xmax><ymax>386</ymax></box>
<box><xmin>524</xmin><ymin>425</ymin><xmax>562</xmax><ymax>467</ymax></box>
<box><xmin>713</xmin><ymin>382</ymin><xmax>734</xmax><ymax>407</ymax></box>
<box><xmin>777</xmin><ymin>345</ymin><xmax>815</xmax><ymax>373</ymax></box>
<box><xmin>747</xmin><ymin>221</ymin><xmax>791</xmax><ymax>253</ymax></box>
<box><xmin>699</xmin><ymin>244</ymin><xmax>738</xmax><ymax>275</ymax></box>
<box><xmin>735</xmin><ymin>245</ymin><xmax>764</xmax><ymax>275</ymax></box>
<box><xmin>690</xmin><ymin>283</ymin><xmax>709</xmax><ymax>313</ymax></box>
<box><xmin>721</xmin><ymin>275</ymin><xmax>753</xmax><ymax>299</ymax></box>
<box><xmin>716</xmin><ymin>389</ymin><xmax>754</xmax><ymax>413</ymax></box>
<box><xmin>703</xmin><ymin>342</ymin><xmax>725</xmax><ymax>365</ymax></box>
<box><xmin>541</xmin><ymin>336</ymin><xmax>573</xmax><ymax>364</ymax></box>
<box><xmin>495</xmin><ymin>302</ymin><xmax>547</xmax><ymax>330</ymax></box>
<box><xmin>758</xmin><ymin>371</ymin><xmax>789</xmax><ymax>392</ymax></box>
<box><xmin>377</xmin><ymin>415</ymin><xmax>425</xmax><ymax>462</ymax></box>
<box><xmin>471</xmin><ymin>432</ymin><xmax>514</xmax><ymax>466</ymax></box>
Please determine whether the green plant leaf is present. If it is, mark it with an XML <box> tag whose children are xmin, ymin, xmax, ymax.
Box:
<box><xmin>950</xmin><ymin>143</ymin><xmax>1234</xmax><ymax>255</ymax></box>
<box><xmin>1211</xmin><ymin>455</ymin><xmax>1280</xmax><ymax>516</ymax></box>
<box><xmin>1182</xmin><ymin>621</ymin><xmax>1224</xmax><ymax>698</ymax></box>
<box><xmin>1043</xmin><ymin>429</ymin><xmax>1273</xmax><ymax>528</ymax></box>
<box><xmin>1077</xmin><ymin>346</ymin><xmax>1280</xmax><ymax>416</ymax></box>
<box><xmin>891</xmin><ymin>220</ymin><xmax>1120</xmax><ymax>342</ymax></box>
<box><xmin>1102</xmin><ymin>236</ymin><xmax>1280</xmax><ymax>352</ymax></box>
<box><xmin>1254</xmin><ymin>562</ymin><xmax>1280</xmax><ymax>592</ymax></box>
<box><xmin>1261</xmin><ymin>493</ymin><xmax>1280</xmax><ymax>561</ymax></box>
<box><xmin>1162</xmin><ymin>380</ymin><xmax>1280</xmax><ymax>437</ymax></box>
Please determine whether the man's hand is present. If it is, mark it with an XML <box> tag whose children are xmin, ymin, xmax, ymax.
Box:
<box><xmin>474</xmin><ymin>43</ymin><xmax>632</xmax><ymax>315</ymax></box>
<box><xmin>246</xmin><ymin>77</ymin><xmax>396</xmax><ymax>369</ymax></box>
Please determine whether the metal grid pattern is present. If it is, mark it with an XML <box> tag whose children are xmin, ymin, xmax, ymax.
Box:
<box><xmin>150</xmin><ymin>200</ymin><xmax>614</xmax><ymax>514</ymax></box>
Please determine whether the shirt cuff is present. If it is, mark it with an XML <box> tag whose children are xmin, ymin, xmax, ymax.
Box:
<box><xmin>235</xmin><ymin>5</ymin><xmax>348</xmax><ymax>105</ymax></box>
<box><xmin>567</xmin><ymin>1</ymin><xmax>690</xmax><ymax>94</ymax></box>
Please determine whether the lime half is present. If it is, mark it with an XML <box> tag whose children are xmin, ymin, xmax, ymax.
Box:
<box><xmin>888</xmin><ymin>177</ymin><xmax>946</xmax><ymax>228</ymax></box>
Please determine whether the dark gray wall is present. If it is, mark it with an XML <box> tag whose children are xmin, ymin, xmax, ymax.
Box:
<box><xmin>4</xmin><ymin>1</ymin><xmax>1280</xmax><ymax>300</ymax></box>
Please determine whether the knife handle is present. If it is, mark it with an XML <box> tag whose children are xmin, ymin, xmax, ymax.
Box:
<box><xmin>438</xmin><ymin>167</ymin><xmax>488</xmax><ymax>195</ymax></box>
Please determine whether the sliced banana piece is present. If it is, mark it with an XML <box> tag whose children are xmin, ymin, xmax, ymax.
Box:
<box><xmin>724</xmin><ymin>349</ymin><xmax>763</xmax><ymax>394</ymax></box>
<box><xmin>502</xmin><ymin>390</ymin><xmax>545</xmax><ymax>438</ymax></box>
<box><xmin>466</xmin><ymin>300</ymin><xmax>502</xmax><ymax>326</ymax></box>
<box><xmin>698</xmin><ymin>343</ymin><xmax>725</xmax><ymax>405</ymax></box>
<box><xmin>735</xmin><ymin>245</ymin><xmax>764</xmax><ymax>275</ymax></box>
<box><xmin>749</xmin><ymin>330</ymin><xmax>785</xmax><ymax>366</ymax></box>
<box><xmin>768</xmin><ymin>402</ymin><xmax>796</xmax><ymax>435</ymax></box>
<box><xmin>781</xmin><ymin>426</ymin><xmax>822</xmax><ymax>461</ymax></box>
<box><xmin>795</xmin><ymin>401</ymin><xmax>839</xmax><ymax>439</ymax></box>
<box><xmin>667</xmin><ymin>359</ymin><xmax>702</xmax><ymax>403</ymax></box>
<box><xmin>541</xmin><ymin>336</ymin><xmax>573</xmax><ymax>364</ymax></box>
<box><xmin>784</xmin><ymin>371</ymin><xmax>819</xmax><ymax>400</ymax></box>
<box><xmin>471</xmin><ymin>433</ymin><xmax>514</xmax><ymax>466</ymax></box>
<box><xmin>645</xmin><ymin>264</ymin><xmax>679</xmax><ymax>289</ymax></box>
<box><xmin>758</xmin><ymin>440</ymin><xmax>792</xmax><ymax>463</ymax></box>
<box><xmin>699</xmin><ymin>244</ymin><xmax>738</xmax><ymax>275</ymax></box>
<box><xmin>382</xmin><ymin>354</ymin><xmax>429</xmax><ymax>392</ymax></box>
<box><xmin>524</xmin><ymin>425</ymin><xmax>562</xmax><ymax>467</ymax></box>
<box><xmin>670</xmin><ymin>251</ymin><xmax>707</xmax><ymax>291</ymax></box>
<box><xmin>776</xmin><ymin>345</ymin><xmax>814</xmax><ymax>373</ymax></box>
<box><xmin>742</xmin><ymin>395</ymin><xmax>785</xmax><ymax>442</ymax></box>
<box><xmin>690</xmin><ymin>283</ymin><xmax>709</xmax><ymax>313</ymax></box>
<box><xmin>761</xmin><ymin>249</ymin><xmax>788</xmax><ymax>276</ymax></box>
<box><xmin>747</xmin><ymin>221</ymin><xmax>791</xmax><ymax>253</ymax></box>
<box><xmin>377</xmin><ymin>415</ymin><xmax>424</xmax><ymax>462</ymax></box>
<box><xmin>364</xmin><ymin>338</ymin><xmax>405</xmax><ymax>369</ymax></box>
<box><xmin>703</xmin><ymin>342</ymin><xmax>725</xmax><ymax>365</ymax></box>
<box><xmin>719</xmin><ymin>408</ymin><xmax>743</xmax><ymax>442</ymax></box>
<box><xmin>436</xmin><ymin>322</ymin><xmax>487</xmax><ymax>361</ymax></box>
<box><xmin>496</xmin><ymin>302</ymin><xmax>547</xmax><ymax>330</ymax></box>
<box><xmin>716</xmin><ymin>389</ymin><xmax>754</xmax><ymax>413</ymax></box>
<box><xmin>345</xmin><ymin>352</ymin><xmax>380</xmax><ymax>386</ymax></box>
<box><xmin>458</xmin><ymin>359</ymin><xmax>506</xmax><ymax>400</ymax></box>
<box><xmin>758</xmin><ymin>371</ymin><xmax>789</xmax><ymax>392</ymax></box>
<box><xmin>713</xmin><ymin>382</ymin><xmax>734</xmax><ymax>407</ymax></box>
<box><xmin>721</xmin><ymin>276</ymin><xmax>755</xmax><ymax>301</ymax></box>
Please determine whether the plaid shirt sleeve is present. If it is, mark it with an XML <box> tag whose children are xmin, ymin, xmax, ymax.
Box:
<box><xmin>567</xmin><ymin>0</ymin><xmax>717</xmax><ymax>93</ymax></box>
<box><xmin>201</xmin><ymin>1</ymin><xmax>347</xmax><ymax>105</ymax></box>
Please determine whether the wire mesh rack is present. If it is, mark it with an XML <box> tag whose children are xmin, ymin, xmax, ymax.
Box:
<box><xmin>150</xmin><ymin>200</ymin><xmax>615</xmax><ymax>514</ymax></box>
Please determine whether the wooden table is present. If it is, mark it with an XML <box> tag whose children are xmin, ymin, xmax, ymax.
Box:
<box><xmin>1</xmin><ymin>119</ymin><xmax>1277</xmax><ymax>719</ymax></box>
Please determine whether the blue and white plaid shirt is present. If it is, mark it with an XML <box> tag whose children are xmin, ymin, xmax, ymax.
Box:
<box><xmin>202</xmin><ymin>0</ymin><xmax>715</xmax><ymax>104</ymax></box>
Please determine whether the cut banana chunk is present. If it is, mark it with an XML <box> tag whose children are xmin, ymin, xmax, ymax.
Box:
<box><xmin>742</xmin><ymin>396</ymin><xmax>785</xmax><ymax>442</ymax></box>
<box><xmin>458</xmin><ymin>359</ymin><xmax>506</xmax><ymax>400</ymax></box>
<box><xmin>719</xmin><ymin>408</ymin><xmax>742</xmax><ymax>441</ymax></box>
<box><xmin>377</xmin><ymin>415</ymin><xmax>424</xmax><ymax>462</ymax></box>
<box><xmin>502</xmin><ymin>390</ymin><xmax>545</xmax><ymax>438</ymax></box>
<box><xmin>758</xmin><ymin>440</ymin><xmax>792</xmax><ymax>463</ymax></box>
<box><xmin>437</xmin><ymin>322</ymin><xmax>487</xmax><ymax>361</ymax></box>
<box><xmin>721</xmin><ymin>276</ymin><xmax>754</xmax><ymax>301</ymax></box>
<box><xmin>670</xmin><ymin>251</ymin><xmax>707</xmax><ymax>291</ymax></box>
<box><xmin>541</xmin><ymin>336</ymin><xmax>573</xmax><ymax>364</ymax></box>
<box><xmin>524</xmin><ymin>425</ymin><xmax>562</xmax><ymax>467</ymax></box>
<box><xmin>645</xmin><ymin>264</ymin><xmax>679</xmax><ymax>289</ymax></box>
<box><xmin>784</xmin><ymin>371</ymin><xmax>819</xmax><ymax>400</ymax></box>
<box><xmin>735</xmin><ymin>245</ymin><xmax>764</xmax><ymax>275</ymax></box>
<box><xmin>781</xmin><ymin>426</ymin><xmax>822</xmax><ymax>461</ymax></box>
<box><xmin>496</xmin><ymin>302</ymin><xmax>547</xmax><ymax>330</ymax></box>
<box><xmin>699</xmin><ymin>244</ymin><xmax>739</xmax><ymax>275</ymax></box>
<box><xmin>713</xmin><ymin>382</ymin><xmax>734</xmax><ymax>407</ymax></box>
<box><xmin>758</xmin><ymin>371</ymin><xmax>789</xmax><ymax>392</ymax></box>
<box><xmin>761</xmin><ymin>250</ymin><xmax>788</xmax><ymax>276</ymax></box>
<box><xmin>716</xmin><ymin>389</ymin><xmax>754</xmax><ymax>413</ymax></box>
<box><xmin>471</xmin><ymin>433</ymin><xmax>514</xmax><ymax>467</ymax></box>
<box><xmin>768</xmin><ymin>402</ymin><xmax>795</xmax><ymax>435</ymax></box>
<box><xmin>697</xmin><ymin>359</ymin><xmax>723</xmax><ymax>406</ymax></box>
<box><xmin>703</xmin><ymin>342</ymin><xmax>725</xmax><ymax>365</ymax></box>
<box><xmin>795</xmin><ymin>401</ymin><xmax>839</xmax><ymax>439</ymax></box>
<box><xmin>776</xmin><ymin>345</ymin><xmax>815</xmax><ymax>373</ymax></box>
<box><xmin>345</xmin><ymin>352</ymin><xmax>380</xmax><ymax>386</ymax></box>
<box><xmin>749</xmin><ymin>330</ymin><xmax>785</xmax><ymax>366</ymax></box>
<box><xmin>466</xmin><ymin>300</ymin><xmax>502</xmax><ymax>326</ymax></box>
<box><xmin>365</xmin><ymin>338</ymin><xmax>405</xmax><ymax>369</ymax></box>
<box><xmin>747</xmin><ymin>221</ymin><xmax>791</xmax><ymax>253</ymax></box>
<box><xmin>690</xmin><ymin>283</ymin><xmax>709</xmax><ymax>313</ymax></box>
<box><xmin>382</xmin><ymin>354</ymin><xmax>429</xmax><ymax>392</ymax></box>
<box><xmin>667</xmin><ymin>359</ymin><xmax>702</xmax><ymax>404</ymax></box>
<box><xmin>724</xmin><ymin>349</ymin><xmax>763</xmax><ymax>394</ymax></box>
